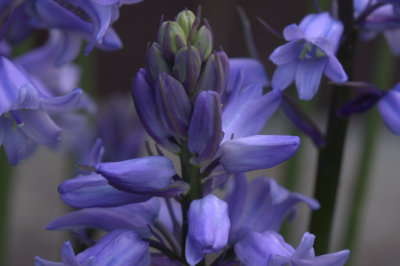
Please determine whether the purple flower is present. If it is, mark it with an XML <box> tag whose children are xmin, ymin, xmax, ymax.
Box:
<box><xmin>226</xmin><ymin>174</ymin><xmax>319</xmax><ymax>243</ymax></box>
<box><xmin>270</xmin><ymin>12</ymin><xmax>347</xmax><ymax>100</ymax></box>
<box><xmin>35</xmin><ymin>230</ymin><xmax>150</xmax><ymax>266</ymax></box>
<box><xmin>354</xmin><ymin>0</ymin><xmax>400</xmax><ymax>55</ymax></box>
<box><xmin>185</xmin><ymin>194</ymin><xmax>230</xmax><ymax>265</ymax></box>
<box><xmin>377</xmin><ymin>83</ymin><xmax>400</xmax><ymax>135</ymax></box>
<box><xmin>235</xmin><ymin>231</ymin><xmax>349</xmax><ymax>266</ymax></box>
<box><xmin>0</xmin><ymin>56</ymin><xmax>82</xmax><ymax>165</ymax></box>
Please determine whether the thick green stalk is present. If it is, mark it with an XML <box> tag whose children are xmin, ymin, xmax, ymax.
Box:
<box><xmin>341</xmin><ymin>39</ymin><xmax>395</xmax><ymax>261</ymax></box>
<box><xmin>309</xmin><ymin>0</ymin><xmax>357</xmax><ymax>254</ymax></box>
<box><xmin>0</xmin><ymin>151</ymin><xmax>12</xmax><ymax>266</ymax></box>
<box><xmin>179</xmin><ymin>144</ymin><xmax>204</xmax><ymax>265</ymax></box>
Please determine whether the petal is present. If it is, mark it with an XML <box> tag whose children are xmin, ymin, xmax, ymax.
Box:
<box><xmin>228</xmin><ymin>58</ymin><xmax>269</xmax><ymax>88</ymax></box>
<box><xmin>185</xmin><ymin>235</ymin><xmax>205</xmax><ymax>266</ymax></box>
<box><xmin>40</xmin><ymin>88</ymin><xmax>83</xmax><ymax>111</ymax></box>
<box><xmin>76</xmin><ymin>230</ymin><xmax>150</xmax><ymax>266</ymax></box>
<box><xmin>61</xmin><ymin>241</ymin><xmax>80</xmax><ymax>266</ymax></box>
<box><xmin>324</xmin><ymin>55</ymin><xmax>348</xmax><ymax>83</ymax></box>
<box><xmin>58</xmin><ymin>173</ymin><xmax>152</xmax><ymax>208</ymax></box>
<box><xmin>188</xmin><ymin>91</ymin><xmax>222</xmax><ymax>164</ymax></box>
<box><xmin>282</xmin><ymin>24</ymin><xmax>304</xmax><ymax>40</ymax></box>
<box><xmin>47</xmin><ymin>199</ymin><xmax>159</xmax><ymax>238</ymax></box>
<box><xmin>17</xmin><ymin>109</ymin><xmax>61</xmax><ymax>145</ymax></box>
<box><xmin>94</xmin><ymin>156</ymin><xmax>177</xmax><ymax>193</ymax></box>
<box><xmin>222</xmin><ymin>87</ymin><xmax>281</xmax><ymax>141</ymax></box>
<box><xmin>271</xmin><ymin>61</ymin><xmax>297</xmax><ymax>91</ymax></box>
<box><xmin>378</xmin><ymin>87</ymin><xmax>400</xmax><ymax>136</ymax></box>
<box><xmin>219</xmin><ymin>135</ymin><xmax>300</xmax><ymax>173</ymax></box>
<box><xmin>234</xmin><ymin>231</ymin><xmax>294</xmax><ymax>266</ymax></box>
<box><xmin>269</xmin><ymin>41</ymin><xmax>303</xmax><ymax>65</ymax></box>
<box><xmin>295</xmin><ymin>58</ymin><xmax>327</xmax><ymax>100</ymax></box>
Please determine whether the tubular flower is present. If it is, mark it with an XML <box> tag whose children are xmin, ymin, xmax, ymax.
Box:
<box><xmin>270</xmin><ymin>12</ymin><xmax>347</xmax><ymax>100</ymax></box>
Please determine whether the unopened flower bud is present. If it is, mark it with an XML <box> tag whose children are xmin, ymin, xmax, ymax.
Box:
<box><xmin>195</xmin><ymin>51</ymin><xmax>230</xmax><ymax>96</ymax></box>
<box><xmin>157</xmin><ymin>21</ymin><xmax>187</xmax><ymax>62</ymax></box>
<box><xmin>173</xmin><ymin>46</ymin><xmax>202</xmax><ymax>93</ymax></box>
<box><xmin>176</xmin><ymin>10</ymin><xmax>197</xmax><ymax>40</ymax></box>
<box><xmin>145</xmin><ymin>42</ymin><xmax>172</xmax><ymax>86</ymax></box>
<box><xmin>192</xmin><ymin>26</ymin><xmax>213</xmax><ymax>62</ymax></box>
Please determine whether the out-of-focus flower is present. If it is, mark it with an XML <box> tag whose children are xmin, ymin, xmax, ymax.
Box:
<box><xmin>0</xmin><ymin>56</ymin><xmax>82</xmax><ymax>165</ymax></box>
<box><xmin>377</xmin><ymin>83</ymin><xmax>400</xmax><ymax>135</ymax></box>
<box><xmin>354</xmin><ymin>0</ymin><xmax>400</xmax><ymax>56</ymax></box>
<box><xmin>185</xmin><ymin>194</ymin><xmax>230</xmax><ymax>265</ymax></box>
<box><xmin>270</xmin><ymin>12</ymin><xmax>347</xmax><ymax>100</ymax></box>
<box><xmin>235</xmin><ymin>231</ymin><xmax>349</xmax><ymax>266</ymax></box>
<box><xmin>35</xmin><ymin>230</ymin><xmax>150</xmax><ymax>266</ymax></box>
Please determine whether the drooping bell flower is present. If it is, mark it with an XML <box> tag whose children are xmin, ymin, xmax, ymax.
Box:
<box><xmin>270</xmin><ymin>12</ymin><xmax>347</xmax><ymax>100</ymax></box>
<box><xmin>0</xmin><ymin>56</ymin><xmax>82</xmax><ymax>165</ymax></box>
<box><xmin>235</xmin><ymin>231</ymin><xmax>349</xmax><ymax>266</ymax></box>
<box><xmin>35</xmin><ymin>230</ymin><xmax>151</xmax><ymax>266</ymax></box>
<box><xmin>185</xmin><ymin>194</ymin><xmax>230</xmax><ymax>265</ymax></box>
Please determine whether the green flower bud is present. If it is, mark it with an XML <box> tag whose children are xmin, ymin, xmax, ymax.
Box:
<box><xmin>157</xmin><ymin>21</ymin><xmax>187</xmax><ymax>62</ymax></box>
<box><xmin>176</xmin><ymin>10</ymin><xmax>197</xmax><ymax>40</ymax></box>
<box><xmin>173</xmin><ymin>46</ymin><xmax>202</xmax><ymax>93</ymax></box>
<box><xmin>192</xmin><ymin>26</ymin><xmax>213</xmax><ymax>62</ymax></box>
<box><xmin>145</xmin><ymin>42</ymin><xmax>172</xmax><ymax>86</ymax></box>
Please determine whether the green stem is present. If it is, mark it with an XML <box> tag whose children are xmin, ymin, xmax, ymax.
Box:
<box><xmin>179</xmin><ymin>144</ymin><xmax>203</xmax><ymax>265</ymax></box>
<box><xmin>309</xmin><ymin>0</ymin><xmax>357</xmax><ymax>254</ymax></box>
<box><xmin>0</xmin><ymin>150</ymin><xmax>12</xmax><ymax>266</ymax></box>
<box><xmin>341</xmin><ymin>39</ymin><xmax>395</xmax><ymax>260</ymax></box>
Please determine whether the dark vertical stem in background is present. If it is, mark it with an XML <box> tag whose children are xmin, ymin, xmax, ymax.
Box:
<box><xmin>0</xmin><ymin>151</ymin><xmax>12</xmax><ymax>266</ymax></box>
<box><xmin>309</xmin><ymin>0</ymin><xmax>357</xmax><ymax>254</ymax></box>
<box><xmin>341</xmin><ymin>39</ymin><xmax>395</xmax><ymax>264</ymax></box>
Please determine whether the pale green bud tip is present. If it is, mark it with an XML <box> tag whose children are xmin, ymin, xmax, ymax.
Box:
<box><xmin>176</xmin><ymin>10</ymin><xmax>196</xmax><ymax>39</ymax></box>
<box><xmin>157</xmin><ymin>21</ymin><xmax>187</xmax><ymax>61</ymax></box>
<box><xmin>192</xmin><ymin>26</ymin><xmax>213</xmax><ymax>62</ymax></box>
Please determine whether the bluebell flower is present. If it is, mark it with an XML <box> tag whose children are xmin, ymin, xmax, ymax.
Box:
<box><xmin>235</xmin><ymin>231</ymin><xmax>349</xmax><ymax>266</ymax></box>
<box><xmin>35</xmin><ymin>229</ymin><xmax>150</xmax><ymax>266</ymax></box>
<box><xmin>27</xmin><ymin>0</ymin><xmax>144</xmax><ymax>60</ymax></box>
<box><xmin>354</xmin><ymin>0</ymin><xmax>400</xmax><ymax>55</ymax></box>
<box><xmin>185</xmin><ymin>194</ymin><xmax>230</xmax><ymax>265</ymax></box>
<box><xmin>270</xmin><ymin>12</ymin><xmax>347</xmax><ymax>100</ymax></box>
<box><xmin>0</xmin><ymin>56</ymin><xmax>82</xmax><ymax>165</ymax></box>
<box><xmin>225</xmin><ymin>174</ymin><xmax>319</xmax><ymax>243</ymax></box>
<box><xmin>377</xmin><ymin>83</ymin><xmax>400</xmax><ymax>136</ymax></box>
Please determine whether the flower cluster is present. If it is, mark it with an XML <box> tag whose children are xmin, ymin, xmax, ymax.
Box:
<box><xmin>35</xmin><ymin>9</ymin><xmax>350</xmax><ymax>266</ymax></box>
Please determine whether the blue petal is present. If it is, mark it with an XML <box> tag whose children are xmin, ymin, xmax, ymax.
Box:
<box><xmin>59</xmin><ymin>173</ymin><xmax>152</xmax><ymax>208</ymax></box>
<box><xmin>61</xmin><ymin>241</ymin><xmax>80</xmax><ymax>266</ymax></box>
<box><xmin>234</xmin><ymin>231</ymin><xmax>294</xmax><ymax>266</ymax></box>
<box><xmin>295</xmin><ymin>58</ymin><xmax>327</xmax><ymax>100</ymax></box>
<box><xmin>18</xmin><ymin>109</ymin><xmax>61</xmax><ymax>144</ymax></box>
<box><xmin>378</xmin><ymin>85</ymin><xmax>400</xmax><ymax>136</ymax></box>
<box><xmin>155</xmin><ymin>73</ymin><xmax>192</xmax><ymax>139</ymax></box>
<box><xmin>219</xmin><ymin>135</ymin><xmax>300</xmax><ymax>173</ymax></box>
<box><xmin>222</xmin><ymin>87</ymin><xmax>281</xmax><ymax>141</ymax></box>
<box><xmin>94</xmin><ymin>156</ymin><xmax>177</xmax><ymax>193</ymax></box>
<box><xmin>324</xmin><ymin>55</ymin><xmax>348</xmax><ymax>83</ymax></box>
<box><xmin>47</xmin><ymin>198</ymin><xmax>159</xmax><ymax>238</ymax></box>
<box><xmin>76</xmin><ymin>230</ymin><xmax>150</xmax><ymax>266</ymax></box>
<box><xmin>186</xmin><ymin>194</ymin><xmax>230</xmax><ymax>265</ymax></box>
<box><xmin>271</xmin><ymin>61</ymin><xmax>297</xmax><ymax>91</ymax></box>
<box><xmin>188</xmin><ymin>91</ymin><xmax>222</xmax><ymax>165</ymax></box>
<box><xmin>40</xmin><ymin>88</ymin><xmax>83</xmax><ymax>111</ymax></box>
<box><xmin>282</xmin><ymin>24</ymin><xmax>304</xmax><ymax>40</ymax></box>
<box><xmin>269</xmin><ymin>41</ymin><xmax>303</xmax><ymax>65</ymax></box>
<box><xmin>132</xmin><ymin>69</ymin><xmax>178</xmax><ymax>152</ymax></box>
<box><xmin>228</xmin><ymin>58</ymin><xmax>269</xmax><ymax>88</ymax></box>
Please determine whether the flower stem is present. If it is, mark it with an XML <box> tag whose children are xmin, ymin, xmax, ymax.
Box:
<box><xmin>179</xmin><ymin>144</ymin><xmax>203</xmax><ymax>265</ymax></box>
<box><xmin>0</xmin><ymin>150</ymin><xmax>12</xmax><ymax>266</ymax></box>
<box><xmin>309</xmin><ymin>0</ymin><xmax>357</xmax><ymax>254</ymax></box>
<box><xmin>341</xmin><ymin>39</ymin><xmax>395</xmax><ymax>261</ymax></box>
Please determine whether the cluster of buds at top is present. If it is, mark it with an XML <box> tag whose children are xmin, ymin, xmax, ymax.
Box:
<box><xmin>133</xmin><ymin>9</ymin><xmax>229</xmax><ymax>158</ymax></box>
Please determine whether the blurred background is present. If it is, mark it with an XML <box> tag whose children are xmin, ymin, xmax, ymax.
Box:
<box><xmin>4</xmin><ymin>0</ymin><xmax>400</xmax><ymax>265</ymax></box>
